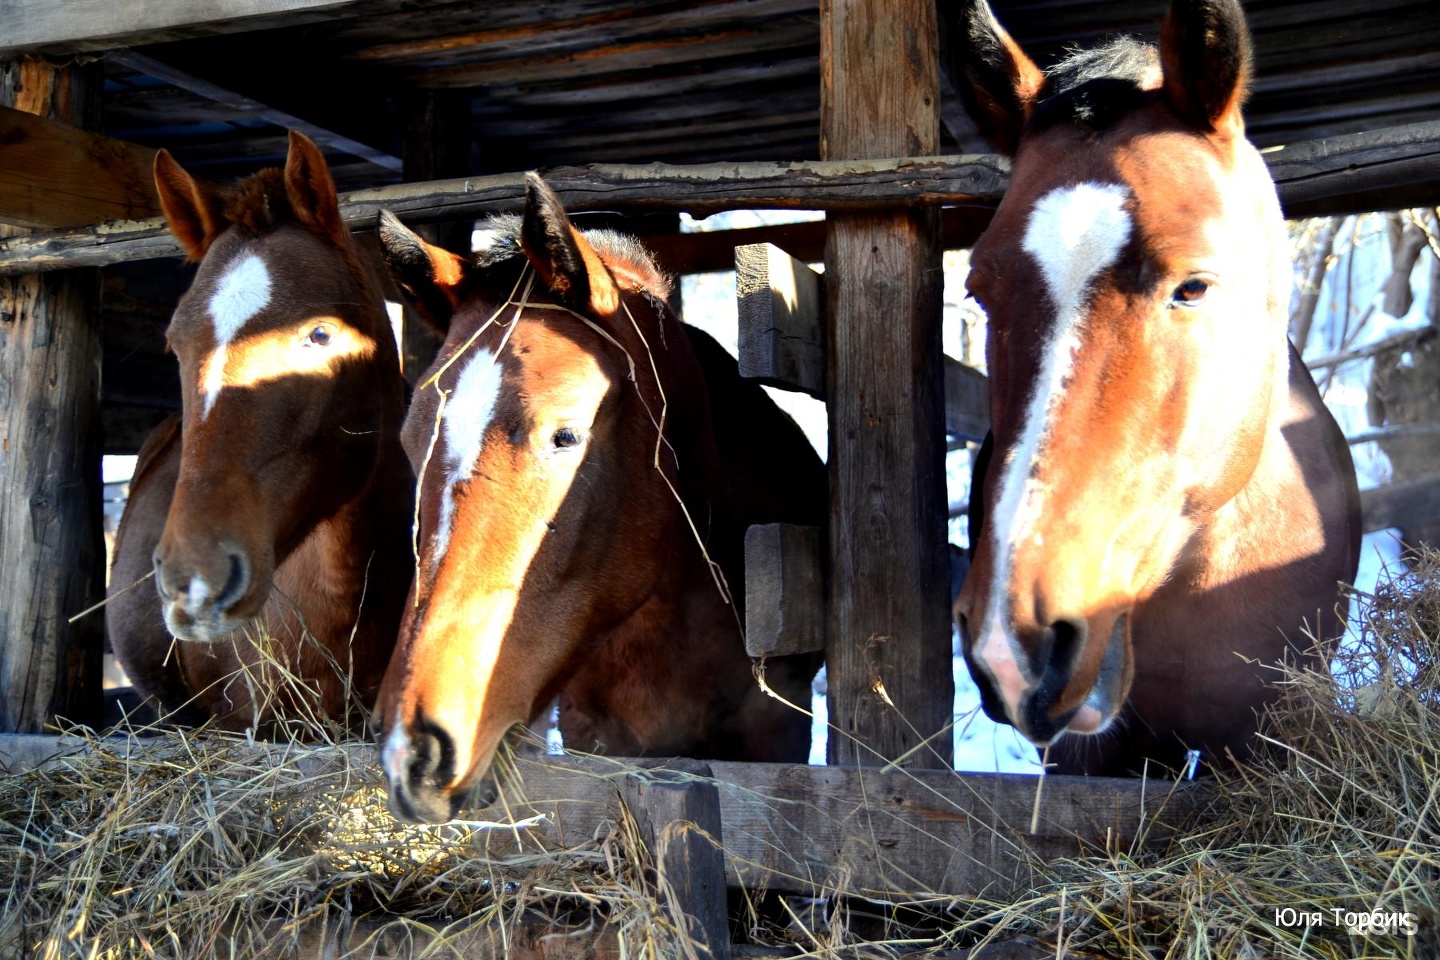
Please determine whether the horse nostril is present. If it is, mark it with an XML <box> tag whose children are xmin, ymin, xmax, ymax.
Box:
<box><xmin>1044</xmin><ymin>618</ymin><xmax>1086</xmax><ymax>678</ymax></box>
<box><xmin>213</xmin><ymin>550</ymin><xmax>250</xmax><ymax>611</ymax></box>
<box><xmin>409</xmin><ymin>716</ymin><xmax>456</xmax><ymax>790</ymax></box>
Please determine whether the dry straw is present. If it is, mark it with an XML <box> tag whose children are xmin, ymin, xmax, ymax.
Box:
<box><xmin>3</xmin><ymin>548</ymin><xmax>1439</xmax><ymax>958</ymax></box>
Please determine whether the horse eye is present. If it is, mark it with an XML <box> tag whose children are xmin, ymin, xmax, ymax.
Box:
<box><xmin>306</xmin><ymin>325</ymin><xmax>332</xmax><ymax>346</ymax></box>
<box><xmin>1172</xmin><ymin>277</ymin><xmax>1210</xmax><ymax>306</ymax></box>
<box><xmin>552</xmin><ymin>427</ymin><xmax>583</xmax><ymax>449</ymax></box>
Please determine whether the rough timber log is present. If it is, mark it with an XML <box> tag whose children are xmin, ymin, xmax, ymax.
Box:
<box><xmin>820</xmin><ymin>0</ymin><xmax>952</xmax><ymax>768</ymax></box>
<box><xmin>0</xmin><ymin>58</ymin><xmax>104</xmax><ymax>732</ymax></box>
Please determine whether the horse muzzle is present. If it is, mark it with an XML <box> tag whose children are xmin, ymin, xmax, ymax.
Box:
<box><xmin>968</xmin><ymin>611</ymin><xmax>1129</xmax><ymax>747</ymax></box>
<box><xmin>153</xmin><ymin>542</ymin><xmax>255</xmax><ymax>641</ymax></box>
<box><xmin>380</xmin><ymin>715</ymin><xmax>502</xmax><ymax>824</ymax></box>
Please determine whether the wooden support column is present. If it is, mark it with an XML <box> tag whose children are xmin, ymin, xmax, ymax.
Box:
<box><xmin>399</xmin><ymin>89</ymin><xmax>472</xmax><ymax>382</ymax></box>
<box><xmin>0</xmin><ymin>57</ymin><xmax>104</xmax><ymax>732</ymax></box>
<box><xmin>821</xmin><ymin>0</ymin><xmax>951</xmax><ymax>767</ymax></box>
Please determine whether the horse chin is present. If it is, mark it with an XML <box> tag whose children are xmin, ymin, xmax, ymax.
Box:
<box><xmin>162</xmin><ymin>606</ymin><xmax>249</xmax><ymax>643</ymax></box>
<box><xmin>1065</xmin><ymin>704</ymin><xmax>1112</xmax><ymax>735</ymax></box>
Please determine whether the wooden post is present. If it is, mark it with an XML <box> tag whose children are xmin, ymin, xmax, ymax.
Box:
<box><xmin>399</xmin><ymin>89</ymin><xmax>472</xmax><ymax>382</ymax></box>
<box><xmin>0</xmin><ymin>57</ymin><xmax>104</xmax><ymax>731</ymax></box>
<box><xmin>821</xmin><ymin>0</ymin><xmax>952</xmax><ymax>767</ymax></box>
<box><xmin>622</xmin><ymin>760</ymin><xmax>731</xmax><ymax>960</ymax></box>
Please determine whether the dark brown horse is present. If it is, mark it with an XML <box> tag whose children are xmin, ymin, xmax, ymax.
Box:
<box><xmin>374</xmin><ymin>175</ymin><xmax>824</xmax><ymax>822</ymax></box>
<box><xmin>107</xmin><ymin>131</ymin><xmax>413</xmax><ymax>730</ymax></box>
<box><xmin>949</xmin><ymin>0</ymin><xmax>1361</xmax><ymax>775</ymax></box>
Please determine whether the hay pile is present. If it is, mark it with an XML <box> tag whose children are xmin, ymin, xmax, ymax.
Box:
<box><xmin>941</xmin><ymin>547</ymin><xmax>1440</xmax><ymax>959</ymax></box>
<box><xmin>3</xmin><ymin>549</ymin><xmax>1439</xmax><ymax>959</ymax></box>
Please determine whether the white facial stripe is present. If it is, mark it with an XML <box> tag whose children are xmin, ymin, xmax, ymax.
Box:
<box><xmin>433</xmin><ymin>347</ymin><xmax>504</xmax><ymax>560</ymax></box>
<box><xmin>200</xmin><ymin>253</ymin><xmax>273</xmax><ymax>419</ymax></box>
<box><xmin>977</xmin><ymin>182</ymin><xmax>1132</xmax><ymax>704</ymax></box>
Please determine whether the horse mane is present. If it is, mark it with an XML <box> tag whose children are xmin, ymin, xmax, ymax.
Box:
<box><xmin>1030</xmin><ymin>37</ymin><xmax>1159</xmax><ymax>134</ymax></box>
<box><xmin>479</xmin><ymin>214</ymin><xmax>675</xmax><ymax>303</ymax></box>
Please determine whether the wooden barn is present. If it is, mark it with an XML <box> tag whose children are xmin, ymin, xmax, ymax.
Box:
<box><xmin>1</xmin><ymin>0</ymin><xmax>1439</xmax><ymax>955</ymax></box>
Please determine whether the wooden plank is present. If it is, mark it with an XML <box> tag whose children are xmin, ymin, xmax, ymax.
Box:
<box><xmin>1264</xmin><ymin>119</ymin><xmax>1440</xmax><ymax>218</ymax></box>
<box><xmin>744</xmin><ymin>524</ymin><xmax>824</xmax><ymax>658</ymax></box>
<box><xmin>0</xmin><ymin>155</ymin><xmax>1013</xmax><ymax>275</ymax></box>
<box><xmin>414</xmin><ymin>21</ymin><xmax>816</xmax><ymax>88</ymax></box>
<box><xmin>0</xmin><ymin>106</ymin><xmax>158</xmax><ymax>229</ymax></box>
<box><xmin>108</xmin><ymin>50</ymin><xmax>401</xmax><ymax>173</ymax></box>
<box><xmin>736</xmin><ymin>242</ymin><xmax>825</xmax><ymax>397</ymax></box>
<box><xmin>0</xmin><ymin>0</ymin><xmax>435</xmax><ymax>57</ymax></box>
<box><xmin>0</xmin><ymin>735</ymin><xmax>1208</xmax><ymax>901</ymax></box>
<box><xmin>1361</xmin><ymin>470</ymin><xmax>1440</xmax><ymax>534</ymax></box>
<box><xmin>0</xmin><ymin>57</ymin><xmax>104</xmax><ymax>732</ymax></box>
<box><xmin>4</xmin><ymin>115</ymin><xmax>1429</xmax><ymax>272</ymax></box>
<box><xmin>622</xmin><ymin>761</ymin><xmax>731</xmax><ymax>960</ymax></box>
<box><xmin>944</xmin><ymin>361</ymin><xmax>989</xmax><ymax>444</ymax></box>
<box><xmin>821</xmin><ymin>0</ymin><xmax>952</xmax><ymax>769</ymax></box>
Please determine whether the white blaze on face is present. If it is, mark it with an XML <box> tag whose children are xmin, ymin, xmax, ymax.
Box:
<box><xmin>975</xmin><ymin>182</ymin><xmax>1133</xmax><ymax>718</ymax></box>
<box><xmin>199</xmin><ymin>253</ymin><xmax>273</xmax><ymax>420</ymax></box>
<box><xmin>433</xmin><ymin>347</ymin><xmax>503</xmax><ymax>560</ymax></box>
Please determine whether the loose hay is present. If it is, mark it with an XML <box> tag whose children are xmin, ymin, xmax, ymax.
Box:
<box><xmin>5</xmin><ymin>549</ymin><xmax>1439</xmax><ymax>958</ymax></box>
<box><xmin>939</xmin><ymin>546</ymin><xmax>1440</xmax><ymax>959</ymax></box>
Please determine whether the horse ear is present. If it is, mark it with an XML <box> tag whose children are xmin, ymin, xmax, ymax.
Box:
<box><xmin>519</xmin><ymin>172</ymin><xmax>620</xmax><ymax>317</ymax></box>
<box><xmin>1159</xmin><ymin>0</ymin><xmax>1251</xmax><ymax>137</ymax></box>
<box><xmin>283</xmin><ymin>130</ymin><xmax>349</xmax><ymax>247</ymax></box>
<box><xmin>376</xmin><ymin>209</ymin><xmax>467</xmax><ymax>334</ymax></box>
<box><xmin>154</xmin><ymin>149</ymin><xmax>223</xmax><ymax>261</ymax></box>
<box><xmin>945</xmin><ymin>0</ymin><xmax>1044</xmax><ymax>155</ymax></box>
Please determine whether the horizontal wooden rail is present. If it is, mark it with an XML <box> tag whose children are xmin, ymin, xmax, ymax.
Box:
<box><xmin>0</xmin><ymin>733</ymin><xmax>1206</xmax><ymax>902</ymax></box>
<box><xmin>2</xmin><ymin>118</ymin><xmax>1437</xmax><ymax>275</ymax></box>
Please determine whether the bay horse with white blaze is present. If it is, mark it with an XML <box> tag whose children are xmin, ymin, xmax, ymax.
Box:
<box><xmin>374</xmin><ymin>175</ymin><xmax>824</xmax><ymax>823</ymax></box>
<box><xmin>107</xmin><ymin>131</ymin><xmax>413</xmax><ymax>730</ymax></box>
<box><xmin>949</xmin><ymin>0</ymin><xmax>1360</xmax><ymax>775</ymax></box>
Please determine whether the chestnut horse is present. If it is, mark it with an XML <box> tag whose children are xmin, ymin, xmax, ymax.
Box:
<box><xmin>374</xmin><ymin>175</ymin><xmax>824</xmax><ymax>823</ymax></box>
<box><xmin>949</xmin><ymin>0</ymin><xmax>1360</xmax><ymax>775</ymax></box>
<box><xmin>107</xmin><ymin>132</ymin><xmax>413</xmax><ymax>730</ymax></box>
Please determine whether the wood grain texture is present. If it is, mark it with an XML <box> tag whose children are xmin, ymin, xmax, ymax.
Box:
<box><xmin>744</xmin><ymin>523</ymin><xmax>825</xmax><ymax>658</ymax></box>
<box><xmin>0</xmin><ymin>58</ymin><xmax>104</xmax><ymax>732</ymax></box>
<box><xmin>0</xmin><ymin>735</ymin><xmax>1209</xmax><ymax>902</ymax></box>
<box><xmin>5</xmin><ymin>113</ymin><xmax>1431</xmax><ymax>275</ymax></box>
<box><xmin>821</xmin><ymin>0</ymin><xmax>951</xmax><ymax>769</ymax></box>
<box><xmin>0</xmin><ymin>0</ymin><xmax>428</xmax><ymax>56</ymax></box>
<box><xmin>736</xmin><ymin>243</ymin><xmax>825</xmax><ymax>397</ymax></box>
<box><xmin>622</xmin><ymin>760</ymin><xmax>731</xmax><ymax>960</ymax></box>
<box><xmin>0</xmin><ymin>155</ymin><xmax>1013</xmax><ymax>275</ymax></box>
<box><xmin>0</xmin><ymin>106</ymin><xmax>158</xmax><ymax>229</ymax></box>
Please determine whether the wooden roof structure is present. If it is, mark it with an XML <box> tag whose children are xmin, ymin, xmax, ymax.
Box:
<box><xmin>2</xmin><ymin>0</ymin><xmax>1437</xmax><ymax>198</ymax></box>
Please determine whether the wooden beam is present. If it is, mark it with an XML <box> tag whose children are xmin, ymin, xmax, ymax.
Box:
<box><xmin>0</xmin><ymin>57</ymin><xmax>105</xmax><ymax>732</ymax></box>
<box><xmin>107</xmin><ymin>50</ymin><xmax>401</xmax><ymax>173</ymax></box>
<box><xmin>1361</xmin><ymin>470</ymin><xmax>1440</xmax><ymax>533</ymax></box>
<box><xmin>0</xmin><ymin>155</ymin><xmax>1012</xmax><ymax>275</ymax></box>
<box><xmin>944</xmin><ymin>361</ymin><xmax>989</xmax><ymax>444</ymax></box>
<box><xmin>1266</xmin><ymin>119</ymin><xmax>1440</xmax><ymax>218</ymax></box>
<box><xmin>0</xmin><ymin>0</ymin><xmax>432</xmax><ymax>57</ymax></box>
<box><xmin>621</xmin><ymin>761</ymin><xmax>731</xmax><ymax>960</ymax></box>
<box><xmin>821</xmin><ymin>0</ymin><xmax>952</xmax><ymax>768</ymax></box>
<box><xmin>0</xmin><ymin>735</ymin><xmax>1209</xmax><ymax>902</ymax></box>
<box><xmin>744</xmin><ymin>524</ymin><xmax>825</xmax><ymax>658</ymax></box>
<box><xmin>4</xmin><ymin>116</ymin><xmax>1434</xmax><ymax>275</ymax></box>
<box><xmin>0</xmin><ymin>106</ymin><xmax>158</xmax><ymax>229</ymax></box>
<box><xmin>736</xmin><ymin>242</ymin><xmax>825</xmax><ymax>397</ymax></box>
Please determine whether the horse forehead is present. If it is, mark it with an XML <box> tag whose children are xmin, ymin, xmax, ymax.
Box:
<box><xmin>1020</xmin><ymin>182</ymin><xmax>1133</xmax><ymax>306</ymax></box>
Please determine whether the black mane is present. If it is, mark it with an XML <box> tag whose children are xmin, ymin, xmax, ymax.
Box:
<box><xmin>1030</xmin><ymin>36</ymin><xmax>1159</xmax><ymax>134</ymax></box>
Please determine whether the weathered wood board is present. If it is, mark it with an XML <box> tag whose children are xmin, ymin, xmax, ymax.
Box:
<box><xmin>0</xmin><ymin>733</ymin><xmax>1208</xmax><ymax>903</ymax></box>
<box><xmin>0</xmin><ymin>105</ymin><xmax>158</xmax><ymax>229</ymax></box>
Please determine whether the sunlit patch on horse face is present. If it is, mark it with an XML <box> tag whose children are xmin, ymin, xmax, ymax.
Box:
<box><xmin>198</xmin><ymin>252</ymin><xmax>273</xmax><ymax>420</ymax></box>
<box><xmin>434</xmin><ymin>346</ymin><xmax>503</xmax><ymax>561</ymax></box>
<box><xmin>974</xmin><ymin>181</ymin><xmax>1132</xmax><ymax>725</ymax></box>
